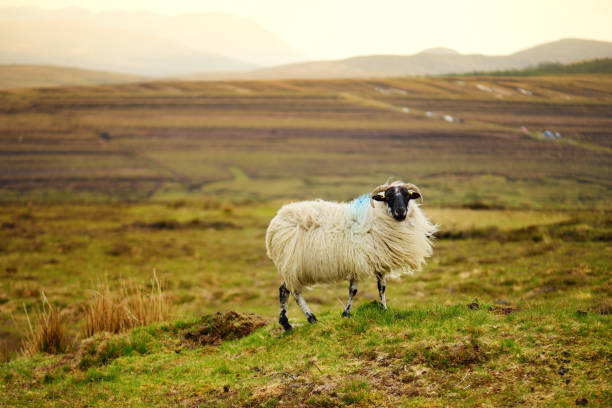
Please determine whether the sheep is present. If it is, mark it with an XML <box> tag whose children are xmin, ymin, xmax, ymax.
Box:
<box><xmin>266</xmin><ymin>181</ymin><xmax>437</xmax><ymax>330</ymax></box>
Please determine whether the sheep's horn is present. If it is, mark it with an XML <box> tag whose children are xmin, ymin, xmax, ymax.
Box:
<box><xmin>400</xmin><ymin>182</ymin><xmax>423</xmax><ymax>202</ymax></box>
<box><xmin>370</xmin><ymin>184</ymin><xmax>388</xmax><ymax>208</ymax></box>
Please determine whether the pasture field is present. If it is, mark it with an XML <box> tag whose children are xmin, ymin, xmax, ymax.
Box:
<box><xmin>0</xmin><ymin>203</ymin><xmax>611</xmax><ymax>407</ymax></box>
<box><xmin>0</xmin><ymin>75</ymin><xmax>611</xmax><ymax>406</ymax></box>
<box><xmin>1</xmin><ymin>75</ymin><xmax>611</xmax><ymax>207</ymax></box>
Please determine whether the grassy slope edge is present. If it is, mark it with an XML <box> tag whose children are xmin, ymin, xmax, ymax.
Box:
<box><xmin>1</xmin><ymin>302</ymin><xmax>610</xmax><ymax>407</ymax></box>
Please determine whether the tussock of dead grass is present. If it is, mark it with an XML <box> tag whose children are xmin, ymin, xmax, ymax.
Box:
<box><xmin>0</xmin><ymin>340</ymin><xmax>10</xmax><ymax>363</ymax></box>
<box><xmin>82</xmin><ymin>272</ymin><xmax>168</xmax><ymax>338</ymax></box>
<box><xmin>21</xmin><ymin>292</ymin><xmax>70</xmax><ymax>356</ymax></box>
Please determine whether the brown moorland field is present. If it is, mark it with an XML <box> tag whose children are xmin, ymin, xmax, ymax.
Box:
<box><xmin>1</xmin><ymin>75</ymin><xmax>611</xmax><ymax>208</ymax></box>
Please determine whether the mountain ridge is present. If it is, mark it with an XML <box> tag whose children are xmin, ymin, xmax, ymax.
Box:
<box><xmin>2</xmin><ymin>35</ymin><xmax>612</xmax><ymax>87</ymax></box>
<box><xmin>0</xmin><ymin>18</ymin><xmax>256</xmax><ymax>77</ymax></box>
<box><xmin>181</xmin><ymin>38</ymin><xmax>612</xmax><ymax>80</ymax></box>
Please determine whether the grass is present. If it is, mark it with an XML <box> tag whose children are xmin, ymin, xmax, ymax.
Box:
<box><xmin>0</xmin><ymin>202</ymin><xmax>610</xmax><ymax>406</ymax></box>
<box><xmin>1</xmin><ymin>301</ymin><xmax>610</xmax><ymax>406</ymax></box>
<box><xmin>21</xmin><ymin>293</ymin><xmax>70</xmax><ymax>356</ymax></box>
<box><xmin>82</xmin><ymin>272</ymin><xmax>168</xmax><ymax>337</ymax></box>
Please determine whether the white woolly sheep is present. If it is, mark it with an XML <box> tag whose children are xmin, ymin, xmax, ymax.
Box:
<box><xmin>266</xmin><ymin>181</ymin><xmax>437</xmax><ymax>330</ymax></box>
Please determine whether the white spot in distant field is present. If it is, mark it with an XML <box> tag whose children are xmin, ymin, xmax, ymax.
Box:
<box><xmin>374</xmin><ymin>87</ymin><xmax>389</xmax><ymax>94</ymax></box>
<box><xmin>443</xmin><ymin>115</ymin><xmax>454</xmax><ymax>123</ymax></box>
<box><xmin>555</xmin><ymin>132</ymin><xmax>562</xmax><ymax>139</ymax></box>
<box><xmin>517</xmin><ymin>87</ymin><xmax>533</xmax><ymax>95</ymax></box>
<box><xmin>374</xmin><ymin>86</ymin><xmax>407</xmax><ymax>95</ymax></box>
<box><xmin>402</xmin><ymin>107</ymin><xmax>411</xmax><ymax>113</ymax></box>
<box><xmin>476</xmin><ymin>84</ymin><xmax>493</xmax><ymax>93</ymax></box>
<box><xmin>425</xmin><ymin>111</ymin><xmax>434</xmax><ymax>118</ymax></box>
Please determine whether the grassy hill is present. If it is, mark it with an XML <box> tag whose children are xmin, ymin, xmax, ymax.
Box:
<box><xmin>0</xmin><ymin>202</ymin><xmax>610</xmax><ymax>406</ymax></box>
<box><xmin>0</xmin><ymin>65</ymin><xmax>149</xmax><ymax>89</ymax></box>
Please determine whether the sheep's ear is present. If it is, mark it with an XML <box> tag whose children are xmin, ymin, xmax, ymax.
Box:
<box><xmin>372</xmin><ymin>192</ymin><xmax>386</xmax><ymax>201</ymax></box>
<box><xmin>408</xmin><ymin>190</ymin><xmax>421</xmax><ymax>200</ymax></box>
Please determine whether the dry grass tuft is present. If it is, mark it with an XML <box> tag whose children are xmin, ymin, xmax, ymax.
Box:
<box><xmin>21</xmin><ymin>292</ymin><xmax>70</xmax><ymax>356</ymax></box>
<box><xmin>1</xmin><ymin>340</ymin><xmax>10</xmax><ymax>363</ymax></box>
<box><xmin>82</xmin><ymin>271</ymin><xmax>169</xmax><ymax>338</ymax></box>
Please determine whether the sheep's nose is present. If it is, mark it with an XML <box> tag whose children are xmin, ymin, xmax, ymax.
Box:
<box><xmin>394</xmin><ymin>211</ymin><xmax>406</xmax><ymax>221</ymax></box>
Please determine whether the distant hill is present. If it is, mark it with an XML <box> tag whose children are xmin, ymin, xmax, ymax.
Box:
<box><xmin>418</xmin><ymin>47</ymin><xmax>461</xmax><ymax>56</ymax></box>
<box><xmin>184</xmin><ymin>38</ymin><xmax>612</xmax><ymax>80</ymax></box>
<box><xmin>0</xmin><ymin>6</ymin><xmax>306</xmax><ymax>76</ymax></box>
<box><xmin>454</xmin><ymin>58</ymin><xmax>612</xmax><ymax>77</ymax></box>
<box><xmin>0</xmin><ymin>65</ymin><xmax>149</xmax><ymax>89</ymax></box>
<box><xmin>510</xmin><ymin>38</ymin><xmax>612</xmax><ymax>65</ymax></box>
<box><xmin>0</xmin><ymin>18</ymin><xmax>256</xmax><ymax>77</ymax></box>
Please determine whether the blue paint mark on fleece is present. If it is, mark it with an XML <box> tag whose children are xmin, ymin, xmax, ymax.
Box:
<box><xmin>350</xmin><ymin>194</ymin><xmax>370</xmax><ymax>223</ymax></box>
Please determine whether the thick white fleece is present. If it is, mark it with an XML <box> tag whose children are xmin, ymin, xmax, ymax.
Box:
<box><xmin>266</xmin><ymin>193</ymin><xmax>437</xmax><ymax>293</ymax></box>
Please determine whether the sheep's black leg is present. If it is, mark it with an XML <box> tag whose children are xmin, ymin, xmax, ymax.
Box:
<box><xmin>279</xmin><ymin>283</ymin><xmax>292</xmax><ymax>331</ymax></box>
<box><xmin>342</xmin><ymin>279</ymin><xmax>358</xmax><ymax>317</ymax></box>
<box><xmin>377</xmin><ymin>276</ymin><xmax>388</xmax><ymax>310</ymax></box>
<box><xmin>293</xmin><ymin>292</ymin><xmax>317</xmax><ymax>323</ymax></box>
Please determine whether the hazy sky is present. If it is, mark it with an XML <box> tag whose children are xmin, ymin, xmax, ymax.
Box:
<box><xmin>2</xmin><ymin>0</ymin><xmax>612</xmax><ymax>59</ymax></box>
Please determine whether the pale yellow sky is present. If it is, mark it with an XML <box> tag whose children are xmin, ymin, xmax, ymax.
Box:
<box><xmin>2</xmin><ymin>0</ymin><xmax>611</xmax><ymax>59</ymax></box>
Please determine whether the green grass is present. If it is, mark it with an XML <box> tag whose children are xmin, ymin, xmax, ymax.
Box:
<box><xmin>0</xmin><ymin>202</ymin><xmax>610</xmax><ymax>406</ymax></box>
<box><xmin>1</xmin><ymin>302</ymin><xmax>610</xmax><ymax>406</ymax></box>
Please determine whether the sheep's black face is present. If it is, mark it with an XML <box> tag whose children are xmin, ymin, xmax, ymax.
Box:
<box><xmin>372</xmin><ymin>186</ymin><xmax>420</xmax><ymax>221</ymax></box>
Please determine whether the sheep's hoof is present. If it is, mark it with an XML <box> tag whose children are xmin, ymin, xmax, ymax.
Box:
<box><xmin>279</xmin><ymin>315</ymin><xmax>292</xmax><ymax>331</ymax></box>
<box><xmin>341</xmin><ymin>310</ymin><xmax>351</xmax><ymax>318</ymax></box>
<box><xmin>306</xmin><ymin>313</ymin><xmax>318</xmax><ymax>324</ymax></box>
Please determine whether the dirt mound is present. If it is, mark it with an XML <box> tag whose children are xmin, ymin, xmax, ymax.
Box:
<box><xmin>184</xmin><ymin>311</ymin><xmax>268</xmax><ymax>346</ymax></box>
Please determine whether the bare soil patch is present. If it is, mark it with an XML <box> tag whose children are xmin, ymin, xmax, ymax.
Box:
<box><xmin>184</xmin><ymin>311</ymin><xmax>268</xmax><ymax>346</ymax></box>
<box><xmin>488</xmin><ymin>305</ymin><xmax>521</xmax><ymax>315</ymax></box>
